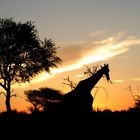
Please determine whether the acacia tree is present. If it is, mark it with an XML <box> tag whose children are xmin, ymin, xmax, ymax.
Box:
<box><xmin>25</xmin><ymin>87</ymin><xmax>63</xmax><ymax>112</ymax></box>
<box><xmin>0</xmin><ymin>18</ymin><xmax>62</xmax><ymax>112</ymax></box>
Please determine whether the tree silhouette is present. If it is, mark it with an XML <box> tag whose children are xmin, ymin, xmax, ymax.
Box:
<box><xmin>126</xmin><ymin>85</ymin><xmax>140</xmax><ymax>112</ymax></box>
<box><xmin>0</xmin><ymin>18</ymin><xmax>62</xmax><ymax>112</ymax></box>
<box><xmin>25</xmin><ymin>87</ymin><xmax>63</xmax><ymax>112</ymax></box>
<box><xmin>63</xmin><ymin>76</ymin><xmax>77</xmax><ymax>90</ymax></box>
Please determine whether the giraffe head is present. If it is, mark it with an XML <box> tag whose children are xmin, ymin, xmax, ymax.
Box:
<box><xmin>101</xmin><ymin>64</ymin><xmax>111</xmax><ymax>82</ymax></box>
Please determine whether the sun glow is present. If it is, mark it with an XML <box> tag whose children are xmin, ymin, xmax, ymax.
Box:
<box><xmin>28</xmin><ymin>37</ymin><xmax>140</xmax><ymax>84</ymax></box>
<box><xmin>112</xmin><ymin>79</ymin><xmax>124</xmax><ymax>83</ymax></box>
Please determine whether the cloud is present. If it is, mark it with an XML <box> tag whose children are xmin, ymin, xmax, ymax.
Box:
<box><xmin>32</xmin><ymin>32</ymin><xmax>140</xmax><ymax>83</ymax></box>
<box><xmin>131</xmin><ymin>78</ymin><xmax>140</xmax><ymax>81</ymax></box>
<box><xmin>90</xmin><ymin>30</ymin><xmax>106</xmax><ymax>37</ymax></box>
<box><xmin>67</xmin><ymin>36</ymin><xmax>140</xmax><ymax>67</ymax></box>
<box><xmin>57</xmin><ymin>42</ymin><xmax>87</xmax><ymax>66</ymax></box>
<box><xmin>57</xmin><ymin>32</ymin><xmax>129</xmax><ymax>67</ymax></box>
<box><xmin>112</xmin><ymin>79</ymin><xmax>124</xmax><ymax>83</ymax></box>
<box><xmin>75</xmin><ymin>74</ymin><xmax>84</xmax><ymax>78</ymax></box>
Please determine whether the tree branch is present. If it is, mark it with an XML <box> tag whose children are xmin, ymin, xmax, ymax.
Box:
<box><xmin>0</xmin><ymin>91</ymin><xmax>6</xmax><ymax>97</ymax></box>
<box><xmin>0</xmin><ymin>82</ymin><xmax>6</xmax><ymax>89</ymax></box>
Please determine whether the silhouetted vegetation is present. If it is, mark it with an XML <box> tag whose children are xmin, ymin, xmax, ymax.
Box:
<box><xmin>0</xmin><ymin>18</ymin><xmax>62</xmax><ymax>112</ymax></box>
<box><xmin>63</xmin><ymin>76</ymin><xmax>77</xmax><ymax>90</ymax></box>
<box><xmin>0</xmin><ymin>106</ymin><xmax>139</xmax><ymax>134</ymax></box>
<box><xmin>128</xmin><ymin>85</ymin><xmax>140</xmax><ymax>110</ymax></box>
<box><xmin>23</xmin><ymin>64</ymin><xmax>112</xmax><ymax>114</ymax></box>
<box><xmin>0</xmin><ymin>18</ymin><xmax>139</xmax><ymax>135</ymax></box>
<box><xmin>25</xmin><ymin>87</ymin><xmax>63</xmax><ymax>113</ymax></box>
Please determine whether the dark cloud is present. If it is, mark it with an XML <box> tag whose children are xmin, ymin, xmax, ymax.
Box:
<box><xmin>57</xmin><ymin>41</ymin><xmax>97</xmax><ymax>66</ymax></box>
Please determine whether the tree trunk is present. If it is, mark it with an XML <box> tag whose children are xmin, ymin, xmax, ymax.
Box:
<box><xmin>5</xmin><ymin>87</ymin><xmax>11</xmax><ymax>113</ymax></box>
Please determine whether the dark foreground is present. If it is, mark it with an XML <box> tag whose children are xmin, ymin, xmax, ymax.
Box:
<box><xmin>0</xmin><ymin>111</ymin><xmax>139</xmax><ymax>139</ymax></box>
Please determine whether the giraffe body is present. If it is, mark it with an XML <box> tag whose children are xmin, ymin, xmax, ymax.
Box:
<box><xmin>62</xmin><ymin>64</ymin><xmax>110</xmax><ymax>113</ymax></box>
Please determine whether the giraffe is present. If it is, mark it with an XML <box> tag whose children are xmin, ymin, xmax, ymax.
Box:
<box><xmin>62</xmin><ymin>64</ymin><xmax>111</xmax><ymax>113</ymax></box>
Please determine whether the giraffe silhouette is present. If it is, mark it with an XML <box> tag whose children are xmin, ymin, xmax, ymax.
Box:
<box><xmin>62</xmin><ymin>64</ymin><xmax>111</xmax><ymax>113</ymax></box>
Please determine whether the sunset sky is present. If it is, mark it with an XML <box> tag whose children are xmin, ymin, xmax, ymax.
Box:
<box><xmin>0</xmin><ymin>0</ymin><xmax>140</xmax><ymax>112</ymax></box>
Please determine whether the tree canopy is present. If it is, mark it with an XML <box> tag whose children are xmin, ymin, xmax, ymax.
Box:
<box><xmin>0</xmin><ymin>18</ymin><xmax>62</xmax><ymax>112</ymax></box>
<box><xmin>25</xmin><ymin>87</ymin><xmax>63</xmax><ymax>112</ymax></box>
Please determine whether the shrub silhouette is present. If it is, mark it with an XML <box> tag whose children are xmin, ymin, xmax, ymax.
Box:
<box><xmin>25</xmin><ymin>87</ymin><xmax>63</xmax><ymax>113</ymax></box>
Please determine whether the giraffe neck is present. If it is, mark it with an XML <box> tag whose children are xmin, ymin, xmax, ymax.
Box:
<box><xmin>74</xmin><ymin>69</ymin><xmax>104</xmax><ymax>93</ymax></box>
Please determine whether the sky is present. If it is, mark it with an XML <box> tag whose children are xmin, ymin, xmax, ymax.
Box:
<box><xmin>0</xmin><ymin>0</ymin><xmax>140</xmax><ymax>112</ymax></box>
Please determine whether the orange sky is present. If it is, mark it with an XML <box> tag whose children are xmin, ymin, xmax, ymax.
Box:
<box><xmin>0</xmin><ymin>0</ymin><xmax>140</xmax><ymax>112</ymax></box>
<box><xmin>1</xmin><ymin>32</ymin><xmax>139</xmax><ymax>112</ymax></box>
